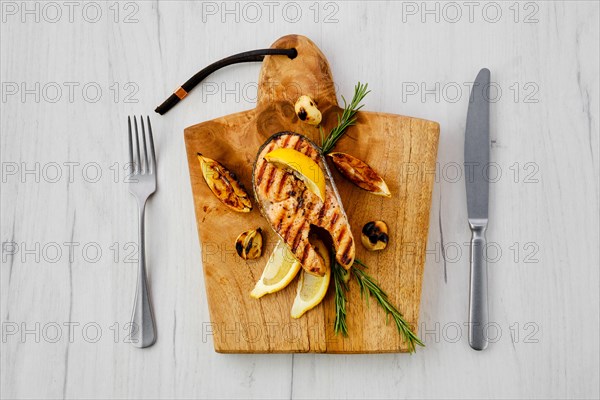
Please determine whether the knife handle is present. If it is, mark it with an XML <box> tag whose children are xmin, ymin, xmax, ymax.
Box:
<box><xmin>468</xmin><ymin>220</ymin><xmax>489</xmax><ymax>350</ymax></box>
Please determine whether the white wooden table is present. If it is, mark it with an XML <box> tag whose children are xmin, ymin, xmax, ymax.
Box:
<box><xmin>1</xmin><ymin>1</ymin><xmax>598</xmax><ymax>398</ymax></box>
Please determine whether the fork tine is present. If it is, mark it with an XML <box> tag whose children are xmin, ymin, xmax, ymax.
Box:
<box><xmin>128</xmin><ymin>116</ymin><xmax>134</xmax><ymax>173</ymax></box>
<box><xmin>140</xmin><ymin>115</ymin><xmax>149</xmax><ymax>174</ymax></box>
<box><xmin>146</xmin><ymin>116</ymin><xmax>156</xmax><ymax>173</ymax></box>
<box><xmin>133</xmin><ymin>116</ymin><xmax>141</xmax><ymax>173</ymax></box>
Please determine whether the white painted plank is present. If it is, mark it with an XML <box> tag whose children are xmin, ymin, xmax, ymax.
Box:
<box><xmin>1</xmin><ymin>1</ymin><xmax>598</xmax><ymax>399</ymax></box>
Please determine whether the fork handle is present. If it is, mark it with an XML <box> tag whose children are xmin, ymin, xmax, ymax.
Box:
<box><xmin>130</xmin><ymin>202</ymin><xmax>156</xmax><ymax>348</ymax></box>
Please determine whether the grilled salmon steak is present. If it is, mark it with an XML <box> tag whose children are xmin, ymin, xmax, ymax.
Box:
<box><xmin>253</xmin><ymin>132</ymin><xmax>355</xmax><ymax>276</ymax></box>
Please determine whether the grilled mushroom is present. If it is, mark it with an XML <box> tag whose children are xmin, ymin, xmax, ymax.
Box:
<box><xmin>235</xmin><ymin>228</ymin><xmax>263</xmax><ymax>260</ymax></box>
<box><xmin>294</xmin><ymin>95</ymin><xmax>322</xmax><ymax>125</ymax></box>
<box><xmin>361</xmin><ymin>221</ymin><xmax>389</xmax><ymax>251</ymax></box>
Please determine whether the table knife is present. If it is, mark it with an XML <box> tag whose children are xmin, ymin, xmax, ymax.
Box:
<box><xmin>465</xmin><ymin>68</ymin><xmax>490</xmax><ymax>351</ymax></box>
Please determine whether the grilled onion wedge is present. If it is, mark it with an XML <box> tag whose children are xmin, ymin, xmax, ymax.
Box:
<box><xmin>327</xmin><ymin>152</ymin><xmax>391</xmax><ymax>197</ymax></box>
<box><xmin>197</xmin><ymin>153</ymin><xmax>252</xmax><ymax>212</ymax></box>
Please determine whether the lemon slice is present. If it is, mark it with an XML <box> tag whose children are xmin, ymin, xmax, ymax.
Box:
<box><xmin>250</xmin><ymin>240</ymin><xmax>301</xmax><ymax>299</ymax></box>
<box><xmin>291</xmin><ymin>236</ymin><xmax>331</xmax><ymax>318</ymax></box>
<box><xmin>264</xmin><ymin>148</ymin><xmax>326</xmax><ymax>201</ymax></box>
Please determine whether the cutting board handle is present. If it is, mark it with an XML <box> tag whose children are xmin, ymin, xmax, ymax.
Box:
<box><xmin>257</xmin><ymin>35</ymin><xmax>339</xmax><ymax>112</ymax></box>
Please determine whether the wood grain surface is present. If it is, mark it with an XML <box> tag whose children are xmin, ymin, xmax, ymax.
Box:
<box><xmin>184</xmin><ymin>35</ymin><xmax>440</xmax><ymax>353</ymax></box>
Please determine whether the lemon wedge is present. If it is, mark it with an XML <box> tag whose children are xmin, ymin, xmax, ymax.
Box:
<box><xmin>264</xmin><ymin>148</ymin><xmax>326</xmax><ymax>201</ymax></box>
<box><xmin>290</xmin><ymin>236</ymin><xmax>331</xmax><ymax>318</ymax></box>
<box><xmin>250</xmin><ymin>240</ymin><xmax>302</xmax><ymax>299</ymax></box>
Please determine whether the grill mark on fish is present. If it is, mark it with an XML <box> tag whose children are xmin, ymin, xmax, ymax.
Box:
<box><xmin>280</xmin><ymin>134</ymin><xmax>292</xmax><ymax>148</ymax></box>
<box><xmin>337</xmin><ymin>238</ymin><xmax>353</xmax><ymax>263</ymax></box>
<box><xmin>254</xmin><ymin>132</ymin><xmax>355</xmax><ymax>275</ymax></box>
<box><xmin>296</xmin><ymin>192</ymin><xmax>305</xmax><ymax>211</ymax></box>
<box><xmin>300</xmin><ymin>243</ymin><xmax>310</xmax><ymax>265</ymax></box>
<box><xmin>303</xmin><ymin>195</ymin><xmax>322</xmax><ymax>222</ymax></box>
<box><xmin>271</xmin><ymin>170</ymin><xmax>287</xmax><ymax>199</ymax></box>
<box><xmin>255</xmin><ymin>142</ymin><xmax>277</xmax><ymax>184</ymax></box>
<box><xmin>288</xmin><ymin>135</ymin><xmax>301</xmax><ymax>149</ymax></box>
<box><xmin>330</xmin><ymin>212</ymin><xmax>339</xmax><ymax>227</ymax></box>
<box><xmin>293</xmin><ymin>137</ymin><xmax>303</xmax><ymax>151</ymax></box>
<box><xmin>287</xmin><ymin>211</ymin><xmax>307</xmax><ymax>251</ymax></box>
<box><xmin>262</xmin><ymin>136</ymin><xmax>299</xmax><ymax>198</ymax></box>
<box><xmin>277</xmin><ymin>198</ymin><xmax>301</xmax><ymax>243</ymax></box>
<box><xmin>262</xmin><ymin>164</ymin><xmax>277</xmax><ymax>193</ymax></box>
<box><xmin>280</xmin><ymin>211</ymin><xmax>296</xmax><ymax>242</ymax></box>
<box><xmin>300</xmin><ymin>141</ymin><xmax>318</xmax><ymax>159</ymax></box>
<box><xmin>255</xmin><ymin>159</ymin><xmax>267</xmax><ymax>184</ymax></box>
<box><xmin>316</xmin><ymin>201</ymin><xmax>328</xmax><ymax>225</ymax></box>
<box><xmin>336</xmin><ymin>225</ymin><xmax>347</xmax><ymax>243</ymax></box>
<box><xmin>339</xmin><ymin>252</ymin><xmax>352</xmax><ymax>267</ymax></box>
<box><xmin>293</xmin><ymin>223</ymin><xmax>307</xmax><ymax>251</ymax></box>
<box><xmin>273</xmin><ymin>207</ymin><xmax>285</xmax><ymax>232</ymax></box>
<box><xmin>308</xmin><ymin>145</ymin><xmax>317</xmax><ymax>158</ymax></box>
<box><xmin>336</xmin><ymin>240</ymin><xmax>352</xmax><ymax>257</ymax></box>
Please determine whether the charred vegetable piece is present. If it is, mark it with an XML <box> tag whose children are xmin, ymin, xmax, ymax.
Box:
<box><xmin>197</xmin><ymin>153</ymin><xmax>252</xmax><ymax>212</ymax></box>
<box><xmin>327</xmin><ymin>152</ymin><xmax>391</xmax><ymax>197</ymax></box>
<box><xmin>294</xmin><ymin>95</ymin><xmax>322</xmax><ymax>125</ymax></box>
<box><xmin>361</xmin><ymin>221</ymin><xmax>389</xmax><ymax>251</ymax></box>
<box><xmin>235</xmin><ymin>228</ymin><xmax>263</xmax><ymax>260</ymax></box>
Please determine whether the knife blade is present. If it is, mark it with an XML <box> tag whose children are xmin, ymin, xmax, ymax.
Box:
<box><xmin>464</xmin><ymin>68</ymin><xmax>490</xmax><ymax>351</ymax></box>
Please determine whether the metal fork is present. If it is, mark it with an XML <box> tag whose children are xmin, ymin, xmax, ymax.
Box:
<box><xmin>127</xmin><ymin>115</ymin><xmax>157</xmax><ymax>348</ymax></box>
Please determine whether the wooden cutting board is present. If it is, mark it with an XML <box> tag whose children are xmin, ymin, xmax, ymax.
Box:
<box><xmin>184</xmin><ymin>35</ymin><xmax>439</xmax><ymax>353</ymax></box>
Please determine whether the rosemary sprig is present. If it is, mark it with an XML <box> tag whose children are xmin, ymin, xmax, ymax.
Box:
<box><xmin>332</xmin><ymin>258</ymin><xmax>349</xmax><ymax>337</ymax></box>
<box><xmin>320</xmin><ymin>83</ymin><xmax>421</xmax><ymax>351</ymax></box>
<box><xmin>321</xmin><ymin>82</ymin><xmax>370</xmax><ymax>154</ymax></box>
<box><xmin>352</xmin><ymin>261</ymin><xmax>425</xmax><ymax>353</ymax></box>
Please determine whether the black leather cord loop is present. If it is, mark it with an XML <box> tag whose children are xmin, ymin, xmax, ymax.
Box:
<box><xmin>155</xmin><ymin>48</ymin><xmax>297</xmax><ymax>115</ymax></box>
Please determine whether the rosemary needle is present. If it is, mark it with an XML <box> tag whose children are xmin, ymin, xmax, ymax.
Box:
<box><xmin>322</xmin><ymin>83</ymin><xmax>423</xmax><ymax>352</ymax></box>
<box><xmin>352</xmin><ymin>262</ymin><xmax>425</xmax><ymax>353</ymax></box>
<box><xmin>332</xmin><ymin>259</ymin><xmax>349</xmax><ymax>337</ymax></box>
<box><xmin>321</xmin><ymin>82</ymin><xmax>370</xmax><ymax>154</ymax></box>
